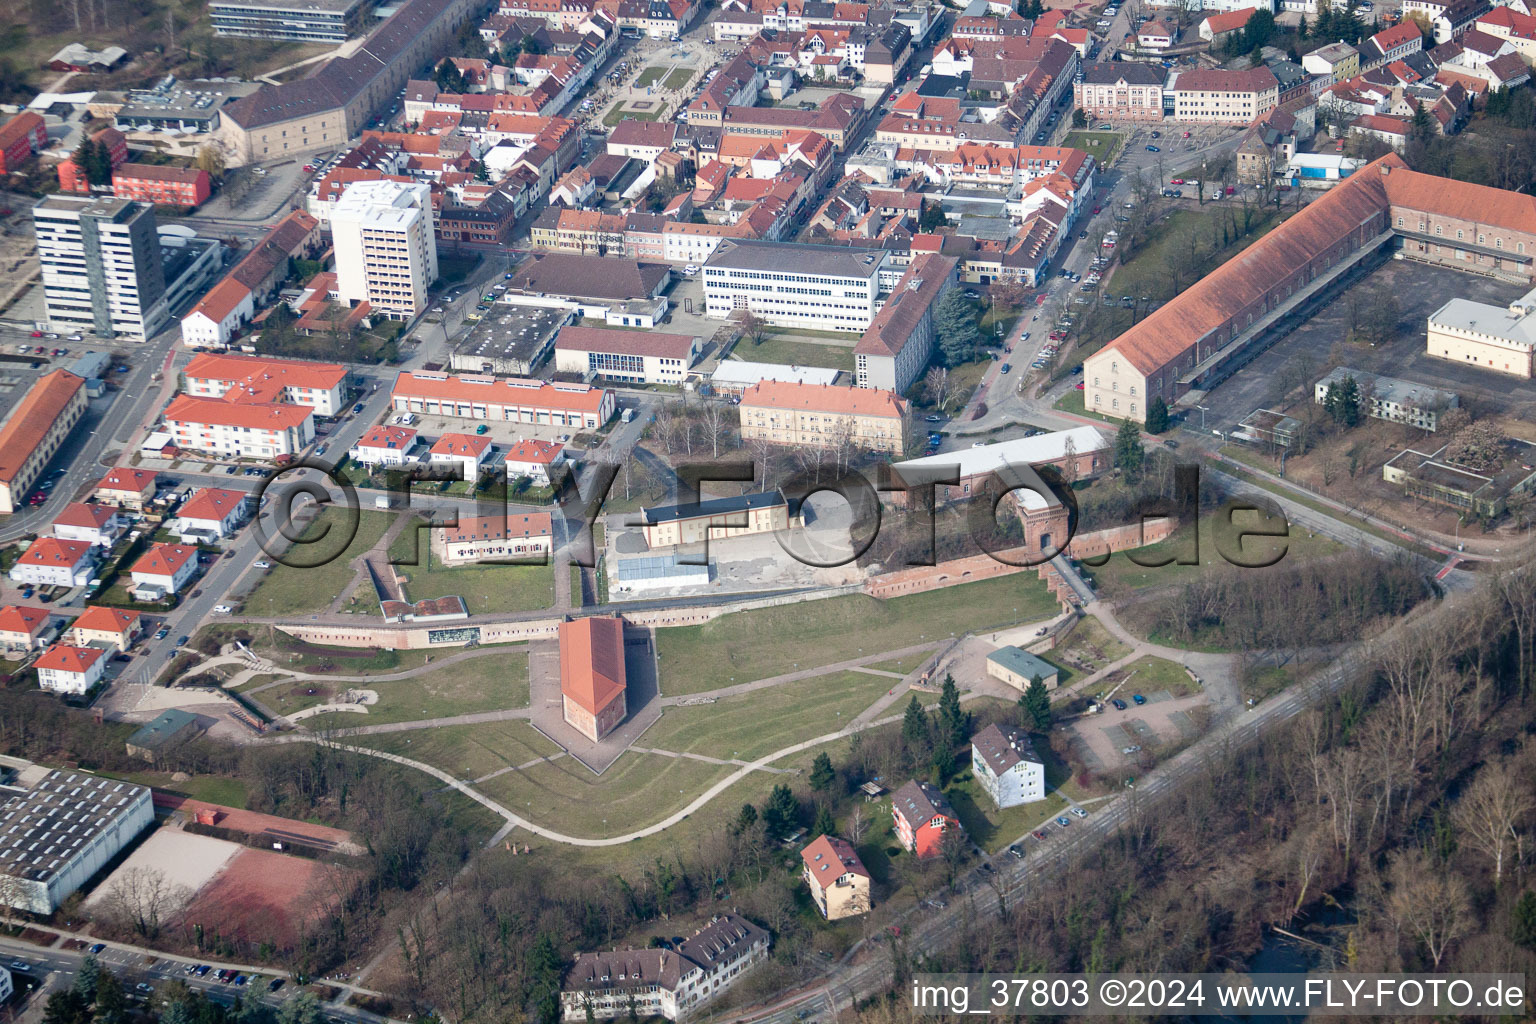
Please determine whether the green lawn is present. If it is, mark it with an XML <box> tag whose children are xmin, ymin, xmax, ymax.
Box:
<box><xmin>478</xmin><ymin>752</ymin><xmax>735</xmax><ymax>838</ymax></box>
<box><xmin>1060</xmin><ymin>130</ymin><xmax>1124</xmax><ymax>167</ymax></box>
<box><xmin>864</xmin><ymin>652</ymin><xmax>931</xmax><ymax>676</ymax></box>
<box><xmin>1053</xmin><ymin>386</ymin><xmax>1120</xmax><ymax>425</ymax></box>
<box><xmin>393</xmin><ymin>546</ymin><xmax>555</xmax><ymax>615</ymax></box>
<box><xmin>944</xmin><ymin>756</ymin><xmax>1084</xmax><ymax>854</ymax></box>
<box><xmin>662</xmin><ymin>68</ymin><xmax>694</xmax><ymax>91</ymax></box>
<box><xmin>358</xmin><ymin>720</ymin><xmax>562</xmax><ymax>782</ymax></box>
<box><xmin>1100</xmin><ymin>655</ymin><xmax>1200</xmax><ymax>699</ymax></box>
<box><xmin>300</xmin><ymin>649</ymin><xmax>530</xmax><ymax>729</ymax></box>
<box><xmin>104</xmin><ymin>771</ymin><xmax>249</xmax><ymax>808</ymax></box>
<box><xmin>1078</xmin><ymin>512</ymin><xmax>1343</xmax><ymax>594</ymax></box>
<box><xmin>643</xmin><ymin>670</ymin><xmax>895</xmax><ymax>761</ymax></box>
<box><xmin>635</xmin><ymin>66</ymin><xmax>667</xmax><ymax>87</ymax></box>
<box><xmin>244</xmin><ymin>508</ymin><xmax>392</xmax><ymax>617</ymax></box>
<box><xmin>604</xmin><ymin>106</ymin><xmax>665</xmax><ymax>126</ymax></box>
<box><xmin>731</xmin><ymin>335</ymin><xmax>855</xmax><ymax>373</ymax></box>
<box><xmin>655</xmin><ymin>574</ymin><xmax>1060</xmax><ymax>694</ymax></box>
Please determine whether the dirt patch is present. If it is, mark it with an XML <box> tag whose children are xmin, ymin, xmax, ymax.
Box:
<box><xmin>176</xmin><ymin>849</ymin><xmax>359</xmax><ymax>949</ymax></box>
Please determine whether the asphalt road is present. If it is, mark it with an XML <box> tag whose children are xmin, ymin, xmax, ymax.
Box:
<box><xmin>0</xmin><ymin>933</ymin><xmax>397</xmax><ymax>1024</ymax></box>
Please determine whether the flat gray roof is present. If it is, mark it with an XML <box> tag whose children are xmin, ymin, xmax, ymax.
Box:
<box><xmin>454</xmin><ymin>305</ymin><xmax>566</xmax><ymax>367</ymax></box>
<box><xmin>1315</xmin><ymin>366</ymin><xmax>1458</xmax><ymax>409</ymax></box>
<box><xmin>1429</xmin><ymin>297</ymin><xmax>1536</xmax><ymax>349</ymax></box>
<box><xmin>0</xmin><ymin>771</ymin><xmax>149</xmax><ymax>884</ymax></box>
<box><xmin>705</xmin><ymin>239</ymin><xmax>886</xmax><ymax>279</ymax></box>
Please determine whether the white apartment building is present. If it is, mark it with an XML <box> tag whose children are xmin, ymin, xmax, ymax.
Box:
<box><xmin>1313</xmin><ymin>367</ymin><xmax>1459</xmax><ymax>431</ymax></box>
<box><xmin>35</xmin><ymin>644</ymin><xmax>107</xmax><ymax>696</ymax></box>
<box><xmin>9</xmin><ymin>538</ymin><xmax>96</xmax><ymax>589</ymax></box>
<box><xmin>51</xmin><ymin>503</ymin><xmax>124</xmax><ymax>549</ymax></box>
<box><xmin>332</xmin><ymin>179</ymin><xmax>439</xmax><ymax>320</ymax></box>
<box><xmin>162</xmin><ymin>396</ymin><xmax>316</xmax><ymax>459</ymax></box>
<box><xmin>182</xmin><ymin>352</ymin><xmax>347</xmax><ymax>416</ymax></box>
<box><xmin>702</xmin><ymin>239</ymin><xmax>890</xmax><ymax>331</ymax></box>
<box><xmin>32</xmin><ymin>195</ymin><xmax>221</xmax><ymax>341</ymax></box>
<box><xmin>971</xmin><ymin>722</ymin><xmax>1046</xmax><ymax>809</ymax></box>
<box><xmin>428</xmin><ymin>433</ymin><xmax>493</xmax><ymax>479</ymax></box>
<box><xmin>349</xmin><ymin>424</ymin><xmax>422</xmax><ymax>467</ymax></box>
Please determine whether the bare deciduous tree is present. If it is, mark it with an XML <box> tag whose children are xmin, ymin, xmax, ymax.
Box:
<box><xmin>1452</xmin><ymin>759</ymin><xmax>1531</xmax><ymax>886</ymax></box>
<box><xmin>102</xmin><ymin>867</ymin><xmax>190</xmax><ymax>939</ymax></box>
<box><xmin>1383</xmin><ymin>850</ymin><xmax>1471</xmax><ymax>968</ymax></box>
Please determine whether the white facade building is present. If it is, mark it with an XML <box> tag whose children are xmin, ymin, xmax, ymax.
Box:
<box><xmin>971</xmin><ymin>722</ymin><xmax>1046</xmax><ymax>809</ymax></box>
<box><xmin>332</xmin><ymin>179</ymin><xmax>439</xmax><ymax>320</ymax></box>
<box><xmin>129</xmin><ymin>543</ymin><xmax>200</xmax><ymax>596</ymax></box>
<box><xmin>182</xmin><ymin>353</ymin><xmax>347</xmax><ymax>417</ymax></box>
<box><xmin>0</xmin><ymin>770</ymin><xmax>154</xmax><ymax>914</ymax></box>
<box><xmin>32</xmin><ymin>195</ymin><xmax>219</xmax><ymax>341</ymax></box>
<box><xmin>702</xmin><ymin>239</ymin><xmax>890</xmax><ymax>331</ymax></box>
<box><xmin>50</xmin><ymin>503</ymin><xmax>124</xmax><ymax>549</ymax></box>
<box><xmin>349</xmin><ymin>424</ymin><xmax>422</xmax><ymax>467</ymax></box>
<box><xmin>35</xmin><ymin>644</ymin><xmax>107</xmax><ymax>695</ymax></box>
<box><xmin>9</xmin><ymin>538</ymin><xmax>96</xmax><ymax>589</ymax></box>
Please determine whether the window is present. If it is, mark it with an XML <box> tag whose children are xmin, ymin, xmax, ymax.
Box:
<box><xmin>1435</xmin><ymin>225</ymin><xmax>1442</xmax><ymax>236</ymax></box>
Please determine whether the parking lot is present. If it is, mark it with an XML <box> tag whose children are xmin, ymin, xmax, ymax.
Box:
<box><xmin>1198</xmin><ymin>259</ymin><xmax>1536</xmax><ymax>429</ymax></box>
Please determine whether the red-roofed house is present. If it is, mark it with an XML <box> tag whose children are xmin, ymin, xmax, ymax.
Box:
<box><xmin>1199</xmin><ymin>8</ymin><xmax>1258</xmax><ymax>44</ymax></box>
<box><xmin>182</xmin><ymin>352</ymin><xmax>347</xmax><ymax>416</ymax></box>
<box><xmin>1475</xmin><ymin>5</ymin><xmax>1536</xmax><ymax>62</ymax></box>
<box><xmin>35</xmin><ymin>644</ymin><xmax>107</xmax><ymax>695</ymax></box>
<box><xmin>129</xmin><ymin>543</ymin><xmax>199</xmax><ymax>597</ymax></box>
<box><xmin>559</xmin><ymin>616</ymin><xmax>627</xmax><ymax>741</ymax></box>
<box><xmin>428</xmin><ymin>433</ymin><xmax>494</xmax><ymax>478</ymax></box>
<box><xmin>502</xmin><ymin>439</ymin><xmax>566</xmax><ymax>485</ymax></box>
<box><xmin>438</xmin><ymin>511</ymin><xmax>554</xmax><ymax>564</ymax></box>
<box><xmin>67</xmin><ymin>606</ymin><xmax>142</xmax><ymax>651</ymax></box>
<box><xmin>172</xmin><ymin>488</ymin><xmax>250</xmax><ymax>540</ymax></box>
<box><xmin>349</xmin><ymin>424</ymin><xmax>423</xmax><ymax>467</ymax></box>
<box><xmin>10</xmin><ymin>538</ymin><xmax>96</xmax><ymax>588</ymax></box>
<box><xmin>96</xmin><ymin>467</ymin><xmax>158</xmax><ymax>510</ymax></box>
<box><xmin>1351</xmin><ymin>113</ymin><xmax>1410</xmax><ymax>150</ymax></box>
<box><xmin>0</xmin><ymin>605</ymin><xmax>53</xmax><ymax>652</ymax></box>
<box><xmin>51</xmin><ymin>503</ymin><xmax>124</xmax><ymax>548</ymax></box>
<box><xmin>891</xmin><ymin>779</ymin><xmax>961</xmax><ymax>858</ymax></box>
<box><xmin>800</xmin><ymin>835</ymin><xmax>871</xmax><ymax>919</ymax></box>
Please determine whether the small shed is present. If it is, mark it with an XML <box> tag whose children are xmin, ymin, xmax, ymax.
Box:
<box><xmin>125</xmin><ymin>708</ymin><xmax>203</xmax><ymax>761</ymax></box>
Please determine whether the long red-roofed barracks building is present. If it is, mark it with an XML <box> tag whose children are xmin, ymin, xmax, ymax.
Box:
<box><xmin>1084</xmin><ymin>155</ymin><xmax>1536</xmax><ymax>425</ymax></box>
<box><xmin>390</xmin><ymin>372</ymin><xmax>616</xmax><ymax>429</ymax></box>
<box><xmin>111</xmin><ymin>165</ymin><xmax>212</xmax><ymax>208</ymax></box>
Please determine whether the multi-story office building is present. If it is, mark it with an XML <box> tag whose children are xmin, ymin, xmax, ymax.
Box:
<box><xmin>210</xmin><ymin>0</ymin><xmax>367</xmax><ymax>42</ymax></box>
<box><xmin>332</xmin><ymin>180</ymin><xmax>438</xmax><ymax>319</ymax></box>
<box><xmin>702</xmin><ymin>239</ymin><xmax>891</xmax><ymax>331</ymax></box>
<box><xmin>33</xmin><ymin>196</ymin><xmax>219</xmax><ymax>341</ymax></box>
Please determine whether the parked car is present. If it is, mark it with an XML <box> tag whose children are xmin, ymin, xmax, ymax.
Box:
<box><xmin>999</xmin><ymin>362</ymin><xmax>1011</xmax><ymax>373</ymax></box>
<box><xmin>254</xmin><ymin>560</ymin><xmax>272</xmax><ymax>569</ymax></box>
<box><xmin>1111</xmin><ymin>698</ymin><xmax>1127</xmax><ymax>710</ymax></box>
<box><xmin>1009</xmin><ymin>844</ymin><xmax>1024</xmax><ymax>858</ymax></box>
<box><xmin>1056</xmin><ymin>816</ymin><xmax>1071</xmax><ymax>827</ymax></box>
<box><xmin>153</xmin><ymin>627</ymin><xmax>170</xmax><ymax>640</ymax></box>
<box><xmin>89</xmin><ymin>944</ymin><xmax>105</xmax><ymax>954</ymax></box>
<box><xmin>1071</xmin><ymin>807</ymin><xmax>1088</xmax><ymax>818</ymax></box>
<box><xmin>1133</xmin><ymin>694</ymin><xmax>1147</xmax><ymax>705</ymax></box>
<box><xmin>175</xmin><ymin>636</ymin><xmax>189</xmax><ymax>647</ymax></box>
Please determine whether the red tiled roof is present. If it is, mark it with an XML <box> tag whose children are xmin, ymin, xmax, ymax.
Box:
<box><xmin>800</xmin><ymin>834</ymin><xmax>869</xmax><ymax>887</ymax></box>
<box><xmin>442</xmin><ymin>511</ymin><xmax>552</xmax><ymax>543</ymax></box>
<box><xmin>740</xmin><ymin>381</ymin><xmax>908</xmax><ymax>419</ymax></box>
<box><xmin>391</xmin><ymin>372</ymin><xmax>612</xmax><ymax>415</ymax></box>
<box><xmin>131</xmin><ymin>543</ymin><xmax>198</xmax><ymax>579</ymax></box>
<box><xmin>430</xmin><ymin>433</ymin><xmax>492</xmax><ymax>458</ymax></box>
<box><xmin>1202</xmin><ymin>7</ymin><xmax>1257</xmax><ymax>33</ymax></box>
<box><xmin>72</xmin><ymin>606</ymin><xmax>140</xmax><ymax>634</ymax></box>
<box><xmin>355</xmin><ymin>425</ymin><xmax>419</xmax><ymax>450</ymax></box>
<box><xmin>52</xmin><ymin>502</ymin><xmax>118</xmax><ymax>530</ymax></box>
<box><xmin>35</xmin><ymin>644</ymin><xmax>103</xmax><ymax>674</ymax></box>
<box><xmin>184</xmin><ymin>352</ymin><xmax>347</xmax><ymax>391</ymax></box>
<box><xmin>15</xmin><ymin>537</ymin><xmax>93</xmax><ymax>568</ymax></box>
<box><xmin>164</xmin><ymin>395</ymin><xmax>312</xmax><ymax>431</ymax></box>
<box><xmin>98</xmin><ymin>467</ymin><xmax>157</xmax><ymax>495</ymax></box>
<box><xmin>559</xmin><ymin>616</ymin><xmax>626</xmax><ymax>716</ymax></box>
<box><xmin>178</xmin><ymin>487</ymin><xmax>248</xmax><ymax>524</ymax></box>
<box><xmin>0</xmin><ymin>372</ymin><xmax>85</xmax><ymax>485</ymax></box>
<box><xmin>504</xmin><ymin>438</ymin><xmax>564</xmax><ymax>464</ymax></box>
<box><xmin>0</xmin><ymin>605</ymin><xmax>50</xmax><ymax>636</ymax></box>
